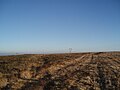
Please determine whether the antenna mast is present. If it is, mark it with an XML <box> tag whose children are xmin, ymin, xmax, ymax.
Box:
<box><xmin>69</xmin><ymin>48</ymin><xmax>72</xmax><ymax>53</ymax></box>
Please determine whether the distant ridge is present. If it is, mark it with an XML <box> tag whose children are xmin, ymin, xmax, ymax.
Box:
<box><xmin>0</xmin><ymin>53</ymin><xmax>17</xmax><ymax>56</ymax></box>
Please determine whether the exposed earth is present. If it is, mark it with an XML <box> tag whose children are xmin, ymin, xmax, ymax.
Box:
<box><xmin>0</xmin><ymin>52</ymin><xmax>120</xmax><ymax>90</ymax></box>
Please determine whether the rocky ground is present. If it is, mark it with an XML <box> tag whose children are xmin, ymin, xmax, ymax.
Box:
<box><xmin>0</xmin><ymin>52</ymin><xmax>120</xmax><ymax>90</ymax></box>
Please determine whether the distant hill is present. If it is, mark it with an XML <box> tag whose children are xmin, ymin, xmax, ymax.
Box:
<box><xmin>0</xmin><ymin>53</ymin><xmax>16</xmax><ymax>56</ymax></box>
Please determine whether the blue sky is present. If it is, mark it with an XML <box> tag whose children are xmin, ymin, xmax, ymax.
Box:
<box><xmin>0</xmin><ymin>0</ymin><xmax>120</xmax><ymax>53</ymax></box>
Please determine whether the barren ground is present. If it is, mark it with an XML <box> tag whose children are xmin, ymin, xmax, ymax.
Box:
<box><xmin>0</xmin><ymin>52</ymin><xmax>120</xmax><ymax>90</ymax></box>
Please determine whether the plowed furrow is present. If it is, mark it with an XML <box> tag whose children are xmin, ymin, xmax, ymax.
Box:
<box><xmin>35</xmin><ymin>54</ymin><xmax>86</xmax><ymax>79</ymax></box>
<box><xmin>54</xmin><ymin>54</ymin><xmax>92</xmax><ymax>76</ymax></box>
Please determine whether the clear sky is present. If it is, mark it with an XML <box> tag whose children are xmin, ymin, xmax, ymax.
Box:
<box><xmin>0</xmin><ymin>0</ymin><xmax>120</xmax><ymax>53</ymax></box>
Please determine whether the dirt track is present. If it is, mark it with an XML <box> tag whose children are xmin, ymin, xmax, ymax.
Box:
<box><xmin>0</xmin><ymin>52</ymin><xmax>120</xmax><ymax>90</ymax></box>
